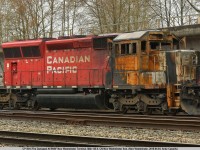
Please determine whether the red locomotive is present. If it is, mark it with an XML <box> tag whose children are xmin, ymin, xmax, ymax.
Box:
<box><xmin>1</xmin><ymin>35</ymin><xmax>116</xmax><ymax>110</ymax></box>
<box><xmin>1</xmin><ymin>31</ymin><xmax>200</xmax><ymax>115</ymax></box>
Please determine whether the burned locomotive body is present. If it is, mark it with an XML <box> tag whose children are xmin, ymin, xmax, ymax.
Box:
<box><xmin>109</xmin><ymin>31</ymin><xmax>200</xmax><ymax>114</ymax></box>
<box><xmin>0</xmin><ymin>30</ymin><xmax>200</xmax><ymax>115</ymax></box>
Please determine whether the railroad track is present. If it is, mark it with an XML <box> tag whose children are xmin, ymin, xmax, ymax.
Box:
<box><xmin>0</xmin><ymin>110</ymin><xmax>200</xmax><ymax>131</ymax></box>
<box><xmin>0</xmin><ymin>130</ymin><xmax>199</xmax><ymax>147</ymax></box>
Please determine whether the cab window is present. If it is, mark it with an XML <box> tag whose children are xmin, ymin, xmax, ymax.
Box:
<box><xmin>131</xmin><ymin>43</ymin><xmax>136</xmax><ymax>54</ymax></box>
<box><xmin>121</xmin><ymin>44</ymin><xmax>128</xmax><ymax>54</ymax></box>
<box><xmin>22</xmin><ymin>46</ymin><xmax>41</xmax><ymax>57</ymax></box>
<box><xmin>3</xmin><ymin>47</ymin><xmax>21</xmax><ymax>58</ymax></box>
<box><xmin>120</xmin><ymin>43</ymin><xmax>137</xmax><ymax>55</ymax></box>
<box><xmin>150</xmin><ymin>42</ymin><xmax>171</xmax><ymax>50</ymax></box>
<box><xmin>150</xmin><ymin>42</ymin><xmax>159</xmax><ymax>50</ymax></box>
<box><xmin>141</xmin><ymin>41</ymin><xmax>146</xmax><ymax>52</ymax></box>
<box><xmin>93</xmin><ymin>37</ymin><xmax>107</xmax><ymax>49</ymax></box>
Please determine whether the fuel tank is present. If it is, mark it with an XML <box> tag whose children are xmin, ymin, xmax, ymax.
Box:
<box><xmin>37</xmin><ymin>88</ymin><xmax>77</xmax><ymax>94</ymax></box>
<box><xmin>36</xmin><ymin>94</ymin><xmax>107</xmax><ymax>109</ymax></box>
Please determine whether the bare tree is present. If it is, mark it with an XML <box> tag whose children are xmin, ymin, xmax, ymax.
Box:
<box><xmin>47</xmin><ymin>0</ymin><xmax>55</xmax><ymax>37</ymax></box>
<box><xmin>83</xmin><ymin>0</ymin><xmax>152</xmax><ymax>33</ymax></box>
<box><xmin>0</xmin><ymin>0</ymin><xmax>199</xmax><ymax>42</ymax></box>
<box><xmin>186</xmin><ymin>0</ymin><xmax>200</xmax><ymax>12</ymax></box>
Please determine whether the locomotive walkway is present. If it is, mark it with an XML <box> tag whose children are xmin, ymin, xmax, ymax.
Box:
<box><xmin>0</xmin><ymin>130</ymin><xmax>199</xmax><ymax>147</ymax></box>
<box><xmin>0</xmin><ymin>110</ymin><xmax>200</xmax><ymax>131</ymax></box>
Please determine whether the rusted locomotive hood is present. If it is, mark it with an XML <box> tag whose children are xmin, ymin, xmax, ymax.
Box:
<box><xmin>113</xmin><ymin>31</ymin><xmax>148</xmax><ymax>42</ymax></box>
<box><xmin>113</xmin><ymin>30</ymin><xmax>162</xmax><ymax>42</ymax></box>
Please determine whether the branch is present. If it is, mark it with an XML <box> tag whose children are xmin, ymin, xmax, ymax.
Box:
<box><xmin>186</xmin><ymin>0</ymin><xmax>200</xmax><ymax>12</ymax></box>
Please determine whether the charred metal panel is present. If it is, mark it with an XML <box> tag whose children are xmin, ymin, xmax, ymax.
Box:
<box><xmin>196</xmin><ymin>51</ymin><xmax>200</xmax><ymax>84</ymax></box>
<box><xmin>147</xmin><ymin>51</ymin><xmax>166</xmax><ymax>71</ymax></box>
<box><xmin>166</xmin><ymin>52</ymin><xmax>177</xmax><ymax>84</ymax></box>
<box><xmin>140</xmin><ymin>72</ymin><xmax>166</xmax><ymax>85</ymax></box>
<box><xmin>112</xmin><ymin>31</ymin><xmax>172</xmax><ymax>89</ymax></box>
<box><xmin>166</xmin><ymin>50</ymin><xmax>197</xmax><ymax>85</ymax></box>
<box><xmin>175</xmin><ymin>50</ymin><xmax>197</xmax><ymax>83</ymax></box>
<box><xmin>115</xmin><ymin>56</ymin><xmax>138</xmax><ymax>70</ymax></box>
<box><xmin>114</xmin><ymin>55</ymin><xmax>138</xmax><ymax>86</ymax></box>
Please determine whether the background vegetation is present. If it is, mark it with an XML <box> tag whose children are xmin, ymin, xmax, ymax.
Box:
<box><xmin>0</xmin><ymin>0</ymin><xmax>199</xmax><ymax>42</ymax></box>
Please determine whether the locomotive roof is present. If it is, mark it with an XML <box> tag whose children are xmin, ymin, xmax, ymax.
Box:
<box><xmin>113</xmin><ymin>30</ymin><xmax>161</xmax><ymax>42</ymax></box>
<box><xmin>2</xmin><ymin>39</ymin><xmax>44</xmax><ymax>48</ymax></box>
<box><xmin>46</xmin><ymin>36</ymin><xmax>92</xmax><ymax>45</ymax></box>
<box><xmin>45</xmin><ymin>36</ymin><xmax>94</xmax><ymax>50</ymax></box>
<box><xmin>98</xmin><ymin>33</ymin><xmax>120</xmax><ymax>37</ymax></box>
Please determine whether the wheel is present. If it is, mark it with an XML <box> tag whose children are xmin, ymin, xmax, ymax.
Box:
<box><xmin>120</xmin><ymin>106</ymin><xmax>129</xmax><ymax>114</ymax></box>
<box><xmin>32</xmin><ymin>101</ymin><xmax>40</xmax><ymax>111</ymax></box>
<box><xmin>0</xmin><ymin>104</ymin><xmax>4</xmax><ymax>110</ymax></box>
<box><xmin>14</xmin><ymin>103</ymin><xmax>20</xmax><ymax>110</ymax></box>
<box><xmin>142</xmin><ymin>108</ymin><xmax>152</xmax><ymax>115</ymax></box>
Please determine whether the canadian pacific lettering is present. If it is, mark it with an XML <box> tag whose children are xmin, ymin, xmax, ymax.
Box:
<box><xmin>46</xmin><ymin>55</ymin><xmax>90</xmax><ymax>74</ymax></box>
<box><xmin>47</xmin><ymin>55</ymin><xmax>90</xmax><ymax>64</ymax></box>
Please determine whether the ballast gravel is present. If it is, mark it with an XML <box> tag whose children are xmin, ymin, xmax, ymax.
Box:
<box><xmin>0</xmin><ymin>118</ymin><xmax>199</xmax><ymax>145</ymax></box>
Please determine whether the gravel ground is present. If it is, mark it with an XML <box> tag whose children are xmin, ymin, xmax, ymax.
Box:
<box><xmin>0</xmin><ymin>118</ymin><xmax>200</xmax><ymax>145</ymax></box>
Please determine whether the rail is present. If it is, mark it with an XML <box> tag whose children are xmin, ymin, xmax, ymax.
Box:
<box><xmin>0</xmin><ymin>130</ymin><xmax>199</xmax><ymax>147</ymax></box>
<box><xmin>0</xmin><ymin>111</ymin><xmax>200</xmax><ymax>131</ymax></box>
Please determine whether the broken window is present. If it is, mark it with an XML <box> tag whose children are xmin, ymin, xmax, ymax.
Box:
<box><xmin>115</xmin><ymin>43</ymin><xmax>136</xmax><ymax>55</ymax></box>
<box><xmin>161</xmin><ymin>43</ymin><xmax>171</xmax><ymax>51</ymax></box>
<box><xmin>150</xmin><ymin>42</ymin><xmax>171</xmax><ymax>50</ymax></box>
<box><xmin>141</xmin><ymin>41</ymin><xmax>146</xmax><ymax>52</ymax></box>
<box><xmin>173</xmin><ymin>38</ymin><xmax>180</xmax><ymax>49</ymax></box>
<box><xmin>114</xmin><ymin>42</ymin><xmax>137</xmax><ymax>55</ymax></box>
<box><xmin>119</xmin><ymin>43</ymin><xmax>137</xmax><ymax>55</ymax></box>
<box><xmin>132</xmin><ymin>43</ymin><xmax>137</xmax><ymax>54</ymax></box>
<box><xmin>150</xmin><ymin>42</ymin><xmax>159</xmax><ymax>50</ymax></box>
<box><xmin>121</xmin><ymin>44</ymin><xmax>128</xmax><ymax>54</ymax></box>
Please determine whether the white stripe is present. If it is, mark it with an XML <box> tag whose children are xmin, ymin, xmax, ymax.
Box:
<box><xmin>26</xmin><ymin>86</ymin><xmax>31</xmax><ymax>89</ymax></box>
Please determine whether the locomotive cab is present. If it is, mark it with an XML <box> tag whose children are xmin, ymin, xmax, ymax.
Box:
<box><xmin>1</xmin><ymin>39</ymin><xmax>46</xmax><ymax>109</ymax></box>
<box><xmin>110</xmin><ymin>31</ymin><xmax>182</xmax><ymax>114</ymax></box>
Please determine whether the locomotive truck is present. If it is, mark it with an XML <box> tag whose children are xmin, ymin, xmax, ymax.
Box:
<box><xmin>0</xmin><ymin>30</ymin><xmax>200</xmax><ymax>115</ymax></box>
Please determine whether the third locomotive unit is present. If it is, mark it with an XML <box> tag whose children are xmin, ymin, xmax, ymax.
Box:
<box><xmin>0</xmin><ymin>30</ymin><xmax>200</xmax><ymax>115</ymax></box>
